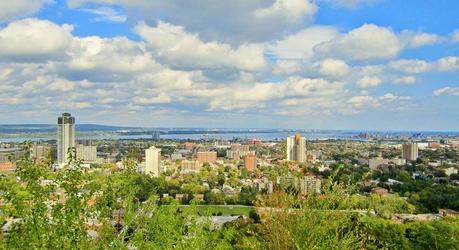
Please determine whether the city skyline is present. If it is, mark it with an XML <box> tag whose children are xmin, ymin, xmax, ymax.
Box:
<box><xmin>0</xmin><ymin>1</ymin><xmax>458</xmax><ymax>130</ymax></box>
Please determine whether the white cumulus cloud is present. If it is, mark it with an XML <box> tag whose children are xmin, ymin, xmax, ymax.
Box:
<box><xmin>402</xmin><ymin>31</ymin><xmax>441</xmax><ymax>48</ymax></box>
<box><xmin>68</xmin><ymin>0</ymin><xmax>317</xmax><ymax>44</ymax></box>
<box><xmin>393</xmin><ymin>76</ymin><xmax>416</xmax><ymax>85</ymax></box>
<box><xmin>318</xmin><ymin>59</ymin><xmax>350</xmax><ymax>78</ymax></box>
<box><xmin>437</xmin><ymin>56</ymin><xmax>459</xmax><ymax>71</ymax></box>
<box><xmin>357</xmin><ymin>76</ymin><xmax>382</xmax><ymax>88</ymax></box>
<box><xmin>272</xmin><ymin>25</ymin><xmax>338</xmax><ymax>60</ymax></box>
<box><xmin>433</xmin><ymin>87</ymin><xmax>459</xmax><ymax>96</ymax></box>
<box><xmin>0</xmin><ymin>18</ymin><xmax>73</xmax><ymax>61</ymax></box>
<box><xmin>135</xmin><ymin>21</ymin><xmax>267</xmax><ymax>71</ymax></box>
<box><xmin>0</xmin><ymin>0</ymin><xmax>52</xmax><ymax>22</ymax></box>
<box><xmin>314</xmin><ymin>24</ymin><xmax>403</xmax><ymax>61</ymax></box>
<box><xmin>321</xmin><ymin>0</ymin><xmax>383</xmax><ymax>9</ymax></box>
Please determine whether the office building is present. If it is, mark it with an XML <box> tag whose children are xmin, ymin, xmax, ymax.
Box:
<box><xmin>0</xmin><ymin>162</ymin><xmax>15</xmax><ymax>172</ymax></box>
<box><xmin>369</xmin><ymin>158</ymin><xmax>390</xmax><ymax>170</ymax></box>
<box><xmin>76</xmin><ymin>145</ymin><xmax>97</xmax><ymax>163</ymax></box>
<box><xmin>391</xmin><ymin>158</ymin><xmax>406</xmax><ymax>166</ymax></box>
<box><xmin>182</xmin><ymin>142</ymin><xmax>196</xmax><ymax>150</ymax></box>
<box><xmin>196</xmin><ymin>151</ymin><xmax>217</xmax><ymax>163</ymax></box>
<box><xmin>231</xmin><ymin>144</ymin><xmax>250</xmax><ymax>152</ymax></box>
<box><xmin>77</xmin><ymin>139</ymin><xmax>92</xmax><ymax>146</ymax></box>
<box><xmin>152</xmin><ymin>131</ymin><xmax>161</xmax><ymax>140</ymax></box>
<box><xmin>31</xmin><ymin>144</ymin><xmax>50</xmax><ymax>159</ymax></box>
<box><xmin>402</xmin><ymin>142</ymin><xmax>418</xmax><ymax>161</ymax></box>
<box><xmin>428</xmin><ymin>142</ymin><xmax>441</xmax><ymax>149</ymax></box>
<box><xmin>226</xmin><ymin>144</ymin><xmax>252</xmax><ymax>159</ymax></box>
<box><xmin>57</xmin><ymin>113</ymin><xmax>75</xmax><ymax>164</ymax></box>
<box><xmin>181</xmin><ymin>160</ymin><xmax>203</xmax><ymax>173</ymax></box>
<box><xmin>171</xmin><ymin>153</ymin><xmax>183</xmax><ymax>161</ymax></box>
<box><xmin>286</xmin><ymin>134</ymin><xmax>306</xmax><ymax>162</ymax></box>
<box><xmin>0</xmin><ymin>148</ymin><xmax>24</xmax><ymax>172</ymax></box>
<box><xmin>214</xmin><ymin>139</ymin><xmax>230</xmax><ymax>147</ymax></box>
<box><xmin>301</xmin><ymin>176</ymin><xmax>322</xmax><ymax>195</ymax></box>
<box><xmin>244</xmin><ymin>153</ymin><xmax>257</xmax><ymax>171</ymax></box>
<box><xmin>145</xmin><ymin>146</ymin><xmax>161</xmax><ymax>177</ymax></box>
<box><xmin>247</xmin><ymin>139</ymin><xmax>262</xmax><ymax>145</ymax></box>
<box><xmin>307</xmin><ymin>150</ymin><xmax>322</xmax><ymax>160</ymax></box>
<box><xmin>226</xmin><ymin>150</ymin><xmax>253</xmax><ymax>159</ymax></box>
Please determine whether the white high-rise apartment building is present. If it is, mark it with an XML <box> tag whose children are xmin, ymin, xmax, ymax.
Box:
<box><xmin>145</xmin><ymin>146</ymin><xmax>161</xmax><ymax>177</ymax></box>
<box><xmin>402</xmin><ymin>142</ymin><xmax>418</xmax><ymax>161</ymax></box>
<box><xmin>286</xmin><ymin>134</ymin><xmax>306</xmax><ymax>162</ymax></box>
<box><xmin>57</xmin><ymin>113</ymin><xmax>75</xmax><ymax>164</ymax></box>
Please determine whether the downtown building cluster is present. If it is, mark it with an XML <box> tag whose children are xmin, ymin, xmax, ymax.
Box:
<box><xmin>1</xmin><ymin>113</ymin><xmax>458</xmax><ymax>199</ymax></box>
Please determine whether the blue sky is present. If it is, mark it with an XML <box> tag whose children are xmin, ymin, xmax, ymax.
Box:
<box><xmin>0</xmin><ymin>0</ymin><xmax>458</xmax><ymax>130</ymax></box>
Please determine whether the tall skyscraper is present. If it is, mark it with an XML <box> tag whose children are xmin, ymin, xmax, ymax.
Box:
<box><xmin>286</xmin><ymin>134</ymin><xmax>306</xmax><ymax>162</ymax></box>
<box><xmin>57</xmin><ymin>113</ymin><xmax>75</xmax><ymax>164</ymax></box>
<box><xmin>402</xmin><ymin>142</ymin><xmax>418</xmax><ymax>161</ymax></box>
<box><xmin>145</xmin><ymin>146</ymin><xmax>161</xmax><ymax>177</ymax></box>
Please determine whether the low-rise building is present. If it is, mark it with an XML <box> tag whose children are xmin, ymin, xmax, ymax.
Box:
<box><xmin>301</xmin><ymin>176</ymin><xmax>322</xmax><ymax>195</ymax></box>
<box><xmin>31</xmin><ymin>144</ymin><xmax>51</xmax><ymax>159</ymax></box>
<box><xmin>390</xmin><ymin>158</ymin><xmax>406</xmax><ymax>166</ymax></box>
<box><xmin>0</xmin><ymin>162</ymin><xmax>15</xmax><ymax>172</ymax></box>
<box><xmin>181</xmin><ymin>160</ymin><xmax>203</xmax><ymax>173</ymax></box>
<box><xmin>182</xmin><ymin>142</ymin><xmax>196</xmax><ymax>150</ymax></box>
<box><xmin>226</xmin><ymin>144</ymin><xmax>252</xmax><ymax>160</ymax></box>
<box><xmin>445</xmin><ymin>167</ymin><xmax>458</xmax><ymax>176</ymax></box>
<box><xmin>369</xmin><ymin>158</ymin><xmax>390</xmax><ymax>170</ymax></box>
<box><xmin>247</xmin><ymin>139</ymin><xmax>262</xmax><ymax>145</ymax></box>
<box><xmin>428</xmin><ymin>142</ymin><xmax>442</xmax><ymax>149</ymax></box>
<box><xmin>0</xmin><ymin>148</ymin><xmax>24</xmax><ymax>171</ymax></box>
<box><xmin>171</xmin><ymin>153</ymin><xmax>182</xmax><ymax>161</ymax></box>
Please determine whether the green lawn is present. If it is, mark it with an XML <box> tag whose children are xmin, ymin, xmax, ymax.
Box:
<box><xmin>177</xmin><ymin>205</ymin><xmax>254</xmax><ymax>216</ymax></box>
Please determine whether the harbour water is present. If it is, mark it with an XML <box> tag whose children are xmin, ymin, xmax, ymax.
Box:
<box><xmin>1</xmin><ymin>130</ymin><xmax>458</xmax><ymax>143</ymax></box>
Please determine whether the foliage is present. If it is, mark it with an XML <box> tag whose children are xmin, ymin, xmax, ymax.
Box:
<box><xmin>1</xmin><ymin>143</ymin><xmax>94</xmax><ymax>249</ymax></box>
<box><xmin>393</xmin><ymin>179</ymin><xmax>459</xmax><ymax>212</ymax></box>
<box><xmin>362</xmin><ymin>216</ymin><xmax>459</xmax><ymax>250</ymax></box>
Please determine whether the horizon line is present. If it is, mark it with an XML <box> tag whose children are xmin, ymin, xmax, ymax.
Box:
<box><xmin>1</xmin><ymin>123</ymin><xmax>459</xmax><ymax>134</ymax></box>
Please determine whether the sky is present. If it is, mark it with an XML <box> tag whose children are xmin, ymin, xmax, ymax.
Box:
<box><xmin>0</xmin><ymin>0</ymin><xmax>458</xmax><ymax>130</ymax></box>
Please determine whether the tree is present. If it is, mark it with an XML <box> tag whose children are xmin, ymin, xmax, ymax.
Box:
<box><xmin>204</xmin><ymin>191</ymin><xmax>226</xmax><ymax>205</ymax></box>
<box><xmin>2</xmin><ymin>143</ymin><xmax>94</xmax><ymax>248</ymax></box>
<box><xmin>239</xmin><ymin>186</ymin><xmax>258</xmax><ymax>205</ymax></box>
